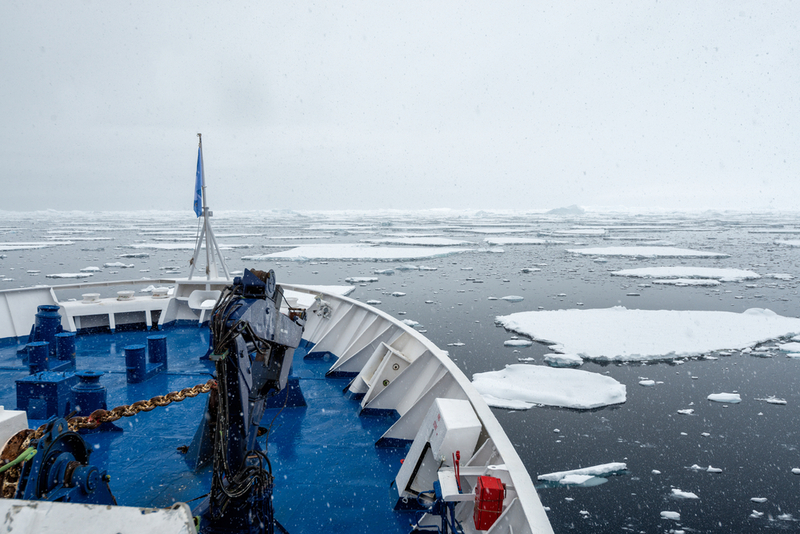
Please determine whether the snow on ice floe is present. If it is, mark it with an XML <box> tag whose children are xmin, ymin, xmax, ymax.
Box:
<box><xmin>471</xmin><ymin>365</ymin><xmax>626</xmax><ymax>410</ymax></box>
<box><xmin>359</xmin><ymin>237</ymin><xmax>472</xmax><ymax>246</ymax></box>
<box><xmin>611</xmin><ymin>267</ymin><xmax>760</xmax><ymax>282</ymax></box>
<box><xmin>484</xmin><ymin>237</ymin><xmax>569</xmax><ymax>246</ymax></box>
<box><xmin>755</xmin><ymin>396</ymin><xmax>786</xmax><ymax>405</ymax></box>
<box><xmin>567</xmin><ymin>246</ymin><xmax>729</xmax><ymax>258</ymax></box>
<box><xmin>538</xmin><ymin>463</ymin><xmax>627</xmax><ymax>485</ymax></box>
<box><xmin>708</xmin><ymin>393</ymin><xmax>741</xmax><ymax>404</ymax></box>
<box><xmin>242</xmin><ymin>244</ymin><xmax>471</xmax><ymax>262</ymax></box>
<box><xmin>496</xmin><ymin>307</ymin><xmax>800</xmax><ymax>362</ymax></box>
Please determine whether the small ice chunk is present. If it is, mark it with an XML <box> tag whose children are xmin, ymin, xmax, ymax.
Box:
<box><xmin>660</xmin><ymin>511</ymin><xmax>680</xmax><ymax>521</ymax></box>
<box><xmin>391</xmin><ymin>292</ymin><xmax>406</xmax><ymax>297</ymax></box>
<box><xmin>677</xmin><ymin>409</ymin><xmax>694</xmax><ymax>415</ymax></box>
<box><xmin>543</xmin><ymin>353</ymin><xmax>583</xmax><ymax>368</ymax></box>
<box><xmin>652</xmin><ymin>470</ymin><xmax>661</xmax><ymax>475</ymax></box>
<box><xmin>750</xmin><ymin>510</ymin><xmax>764</xmax><ymax>518</ymax></box>
<box><xmin>792</xmin><ymin>468</ymin><xmax>800</xmax><ymax>475</ymax></box>
<box><xmin>448</xmin><ymin>342</ymin><xmax>465</xmax><ymax>347</ymax></box>
<box><xmin>639</xmin><ymin>379</ymin><xmax>656</xmax><ymax>387</ymax></box>
<box><xmin>755</xmin><ymin>396</ymin><xmax>787</xmax><ymax>405</ymax></box>
<box><xmin>538</xmin><ymin>462</ymin><xmax>627</xmax><ymax>482</ymax></box>
<box><xmin>671</xmin><ymin>489</ymin><xmax>699</xmax><ymax>499</ymax></box>
<box><xmin>751</xmin><ymin>497</ymin><xmax>768</xmax><ymax>503</ymax></box>
<box><xmin>504</xmin><ymin>339</ymin><xmax>533</xmax><ymax>347</ymax></box>
<box><xmin>706</xmin><ymin>466</ymin><xmax>723</xmax><ymax>473</ymax></box>
<box><xmin>366</xmin><ymin>300</ymin><xmax>381</xmax><ymax>305</ymax></box>
<box><xmin>501</xmin><ymin>295</ymin><xmax>524</xmax><ymax>302</ymax></box>
<box><xmin>708</xmin><ymin>393</ymin><xmax>741</xmax><ymax>404</ymax></box>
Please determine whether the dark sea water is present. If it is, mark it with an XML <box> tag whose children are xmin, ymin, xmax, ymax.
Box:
<box><xmin>2</xmin><ymin>209</ymin><xmax>799</xmax><ymax>533</ymax></box>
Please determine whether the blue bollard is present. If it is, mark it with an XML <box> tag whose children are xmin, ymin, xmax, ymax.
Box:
<box><xmin>147</xmin><ymin>334</ymin><xmax>168</xmax><ymax>370</ymax></box>
<box><xmin>69</xmin><ymin>371</ymin><xmax>123</xmax><ymax>432</ymax></box>
<box><xmin>28</xmin><ymin>341</ymin><xmax>50</xmax><ymax>374</ymax></box>
<box><xmin>53</xmin><ymin>331</ymin><xmax>77</xmax><ymax>372</ymax></box>
<box><xmin>34</xmin><ymin>305</ymin><xmax>63</xmax><ymax>357</ymax></box>
<box><xmin>70</xmin><ymin>371</ymin><xmax>107</xmax><ymax>416</ymax></box>
<box><xmin>125</xmin><ymin>344</ymin><xmax>164</xmax><ymax>384</ymax></box>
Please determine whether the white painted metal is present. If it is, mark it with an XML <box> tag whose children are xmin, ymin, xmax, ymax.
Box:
<box><xmin>0</xmin><ymin>500</ymin><xmax>196</xmax><ymax>533</ymax></box>
<box><xmin>282</xmin><ymin>283</ymin><xmax>555</xmax><ymax>534</ymax></box>
<box><xmin>0</xmin><ymin>407</ymin><xmax>28</xmax><ymax>452</ymax></box>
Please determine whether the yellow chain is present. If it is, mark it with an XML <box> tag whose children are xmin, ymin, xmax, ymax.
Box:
<box><xmin>0</xmin><ymin>379</ymin><xmax>216</xmax><ymax>498</ymax></box>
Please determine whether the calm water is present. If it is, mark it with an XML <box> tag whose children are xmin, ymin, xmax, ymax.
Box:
<box><xmin>2</xmin><ymin>209</ymin><xmax>799</xmax><ymax>532</ymax></box>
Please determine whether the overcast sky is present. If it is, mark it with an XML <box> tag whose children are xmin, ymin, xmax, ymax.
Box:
<box><xmin>1</xmin><ymin>2</ymin><xmax>798</xmax><ymax>213</ymax></box>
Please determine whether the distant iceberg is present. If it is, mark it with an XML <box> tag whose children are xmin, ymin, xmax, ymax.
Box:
<box><xmin>546</xmin><ymin>205</ymin><xmax>585</xmax><ymax>216</ymax></box>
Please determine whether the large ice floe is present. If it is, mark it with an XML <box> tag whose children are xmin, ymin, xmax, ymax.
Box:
<box><xmin>484</xmin><ymin>237</ymin><xmax>569</xmax><ymax>246</ymax></box>
<box><xmin>359</xmin><ymin>237</ymin><xmax>472</xmax><ymax>246</ymax></box>
<box><xmin>471</xmin><ymin>365</ymin><xmax>626</xmax><ymax>410</ymax></box>
<box><xmin>567</xmin><ymin>246</ymin><xmax>729</xmax><ymax>258</ymax></box>
<box><xmin>242</xmin><ymin>243</ymin><xmax>472</xmax><ymax>261</ymax></box>
<box><xmin>496</xmin><ymin>307</ymin><xmax>800</xmax><ymax>362</ymax></box>
<box><xmin>611</xmin><ymin>266</ymin><xmax>761</xmax><ymax>282</ymax></box>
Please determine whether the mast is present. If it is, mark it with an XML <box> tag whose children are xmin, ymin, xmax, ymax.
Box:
<box><xmin>188</xmin><ymin>133</ymin><xmax>230</xmax><ymax>281</ymax></box>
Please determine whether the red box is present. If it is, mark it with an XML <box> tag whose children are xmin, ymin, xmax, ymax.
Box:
<box><xmin>473</xmin><ymin>475</ymin><xmax>505</xmax><ymax>530</ymax></box>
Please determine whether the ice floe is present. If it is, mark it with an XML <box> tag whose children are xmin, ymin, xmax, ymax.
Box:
<box><xmin>611</xmin><ymin>266</ymin><xmax>760</xmax><ymax>282</ymax></box>
<box><xmin>568</xmin><ymin>246</ymin><xmax>729</xmax><ymax>258</ymax></box>
<box><xmin>46</xmin><ymin>273</ymin><xmax>93</xmax><ymax>279</ymax></box>
<box><xmin>503</xmin><ymin>339</ymin><xmax>532</xmax><ymax>347</ymax></box>
<box><xmin>671</xmin><ymin>489</ymin><xmax>699</xmax><ymax>499</ymax></box>
<box><xmin>360</xmin><ymin>237</ymin><xmax>472</xmax><ymax>246</ymax></box>
<box><xmin>242</xmin><ymin>244</ymin><xmax>472</xmax><ymax>262</ymax></box>
<box><xmin>543</xmin><ymin>353</ymin><xmax>583</xmax><ymax>368</ymax></box>
<box><xmin>103</xmin><ymin>262</ymin><xmax>134</xmax><ymax>268</ymax></box>
<box><xmin>471</xmin><ymin>364</ymin><xmax>626</xmax><ymax>410</ymax></box>
<box><xmin>344</xmin><ymin>277</ymin><xmax>379</xmax><ymax>283</ymax></box>
<box><xmin>0</xmin><ymin>241</ymin><xmax>74</xmax><ymax>251</ymax></box>
<box><xmin>708</xmin><ymin>393</ymin><xmax>741</xmax><ymax>404</ymax></box>
<box><xmin>538</xmin><ymin>462</ymin><xmax>627</xmax><ymax>485</ymax></box>
<box><xmin>496</xmin><ymin>307</ymin><xmax>800</xmax><ymax>362</ymax></box>
<box><xmin>653</xmin><ymin>279</ymin><xmax>721</xmax><ymax>287</ymax></box>
<box><xmin>660</xmin><ymin>511</ymin><xmax>680</xmax><ymax>521</ymax></box>
<box><xmin>500</xmin><ymin>295</ymin><xmax>524</xmax><ymax>302</ymax></box>
<box><xmin>484</xmin><ymin>237</ymin><xmax>568</xmax><ymax>246</ymax></box>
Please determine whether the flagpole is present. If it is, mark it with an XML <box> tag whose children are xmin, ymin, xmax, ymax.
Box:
<box><xmin>189</xmin><ymin>133</ymin><xmax>230</xmax><ymax>281</ymax></box>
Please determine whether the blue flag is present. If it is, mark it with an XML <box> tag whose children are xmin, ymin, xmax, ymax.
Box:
<box><xmin>194</xmin><ymin>143</ymin><xmax>204</xmax><ymax>217</ymax></box>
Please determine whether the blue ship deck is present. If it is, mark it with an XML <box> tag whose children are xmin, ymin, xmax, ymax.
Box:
<box><xmin>0</xmin><ymin>325</ymin><xmax>416</xmax><ymax>533</ymax></box>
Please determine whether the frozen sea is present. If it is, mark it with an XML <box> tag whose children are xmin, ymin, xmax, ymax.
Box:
<box><xmin>2</xmin><ymin>208</ymin><xmax>800</xmax><ymax>533</ymax></box>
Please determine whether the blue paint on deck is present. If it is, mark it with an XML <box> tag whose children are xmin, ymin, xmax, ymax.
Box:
<box><xmin>0</xmin><ymin>325</ymin><xmax>417</xmax><ymax>532</ymax></box>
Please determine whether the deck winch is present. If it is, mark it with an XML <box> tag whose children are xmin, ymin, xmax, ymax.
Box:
<box><xmin>187</xmin><ymin>268</ymin><xmax>306</xmax><ymax>534</ymax></box>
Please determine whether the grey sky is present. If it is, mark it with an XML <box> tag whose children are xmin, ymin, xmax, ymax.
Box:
<box><xmin>1</xmin><ymin>2</ymin><xmax>798</xmax><ymax>212</ymax></box>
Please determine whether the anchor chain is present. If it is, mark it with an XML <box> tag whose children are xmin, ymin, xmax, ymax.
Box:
<box><xmin>0</xmin><ymin>379</ymin><xmax>216</xmax><ymax>498</ymax></box>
